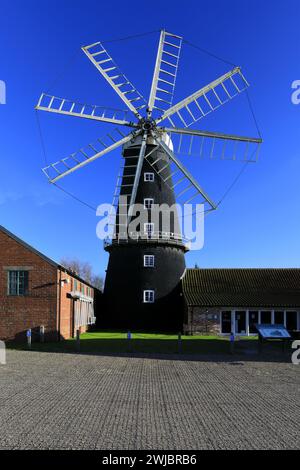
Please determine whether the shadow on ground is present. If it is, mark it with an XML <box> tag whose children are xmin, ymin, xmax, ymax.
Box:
<box><xmin>7</xmin><ymin>336</ymin><xmax>294</xmax><ymax>363</ymax></box>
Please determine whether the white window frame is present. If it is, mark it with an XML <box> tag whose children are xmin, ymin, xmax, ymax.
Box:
<box><xmin>144</xmin><ymin>198</ymin><xmax>154</xmax><ymax>210</ymax></box>
<box><xmin>144</xmin><ymin>222</ymin><xmax>154</xmax><ymax>236</ymax></box>
<box><xmin>144</xmin><ymin>255</ymin><xmax>155</xmax><ymax>267</ymax></box>
<box><xmin>144</xmin><ymin>172</ymin><xmax>154</xmax><ymax>182</ymax></box>
<box><xmin>143</xmin><ymin>290</ymin><xmax>155</xmax><ymax>303</ymax></box>
<box><xmin>219</xmin><ymin>308</ymin><xmax>300</xmax><ymax>336</ymax></box>
<box><xmin>7</xmin><ymin>270</ymin><xmax>29</xmax><ymax>296</ymax></box>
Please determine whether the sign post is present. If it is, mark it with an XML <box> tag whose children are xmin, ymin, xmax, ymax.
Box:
<box><xmin>230</xmin><ymin>332</ymin><xmax>235</xmax><ymax>354</ymax></box>
<box><xmin>256</xmin><ymin>324</ymin><xmax>291</xmax><ymax>355</ymax></box>
<box><xmin>27</xmin><ymin>329</ymin><xmax>31</xmax><ymax>349</ymax></box>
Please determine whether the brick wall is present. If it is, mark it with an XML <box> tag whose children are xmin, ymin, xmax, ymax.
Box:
<box><xmin>58</xmin><ymin>270</ymin><xmax>73</xmax><ymax>339</ymax></box>
<box><xmin>0</xmin><ymin>228</ymin><xmax>98</xmax><ymax>342</ymax></box>
<box><xmin>0</xmin><ymin>230</ymin><xmax>58</xmax><ymax>341</ymax></box>
<box><xmin>184</xmin><ymin>306</ymin><xmax>220</xmax><ymax>335</ymax></box>
<box><xmin>57</xmin><ymin>271</ymin><xmax>92</xmax><ymax>339</ymax></box>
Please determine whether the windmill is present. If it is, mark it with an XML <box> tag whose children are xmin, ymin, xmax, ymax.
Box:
<box><xmin>36</xmin><ymin>30</ymin><xmax>262</xmax><ymax>330</ymax></box>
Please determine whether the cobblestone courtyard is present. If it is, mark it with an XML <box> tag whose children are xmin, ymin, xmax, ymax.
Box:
<box><xmin>0</xmin><ymin>350</ymin><xmax>299</xmax><ymax>450</ymax></box>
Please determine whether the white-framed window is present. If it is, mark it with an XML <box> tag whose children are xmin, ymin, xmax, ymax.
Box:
<box><xmin>144</xmin><ymin>172</ymin><xmax>154</xmax><ymax>182</ymax></box>
<box><xmin>144</xmin><ymin>255</ymin><xmax>155</xmax><ymax>267</ymax></box>
<box><xmin>144</xmin><ymin>198</ymin><xmax>154</xmax><ymax>210</ymax></box>
<box><xmin>144</xmin><ymin>222</ymin><xmax>154</xmax><ymax>236</ymax></box>
<box><xmin>143</xmin><ymin>290</ymin><xmax>155</xmax><ymax>303</ymax></box>
<box><xmin>7</xmin><ymin>270</ymin><xmax>29</xmax><ymax>296</ymax></box>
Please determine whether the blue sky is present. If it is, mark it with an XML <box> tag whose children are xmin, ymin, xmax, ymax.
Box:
<box><xmin>1</xmin><ymin>0</ymin><xmax>300</xmax><ymax>277</ymax></box>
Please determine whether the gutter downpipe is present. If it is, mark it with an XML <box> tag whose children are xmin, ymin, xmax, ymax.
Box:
<box><xmin>57</xmin><ymin>269</ymin><xmax>62</xmax><ymax>341</ymax></box>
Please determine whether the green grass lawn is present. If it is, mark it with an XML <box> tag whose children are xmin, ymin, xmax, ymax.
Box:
<box><xmin>8</xmin><ymin>331</ymin><xmax>258</xmax><ymax>355</ymax></box>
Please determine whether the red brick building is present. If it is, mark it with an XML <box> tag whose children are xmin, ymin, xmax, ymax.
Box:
<box><xmin>0</xmin><ymin>225</ymin><xmax>99</xmax><ymax>342</ymax></box>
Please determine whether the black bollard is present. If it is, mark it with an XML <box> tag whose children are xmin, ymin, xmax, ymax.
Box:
<box><xmin>178</xmin><ymin>332</ymin><xmax>182</xmax><ymax>354</ymax></box>
<box><xmin>127</xmin><ymin>330</ymin><xmax>132</xmax><ymax>353</ymax></box>
<box><xmin>76</xmin><ymin>329</ymin><xmax>80</xmax><ymax>352</ymax></box>
<box><xmin>40</xmin><ymin>325</ymin><xmax>45</xmax><ymax>343</ymax></box>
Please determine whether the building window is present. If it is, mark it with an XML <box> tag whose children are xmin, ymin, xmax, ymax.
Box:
<box><xmin>144</xmin><ymin>255</ymin><xmax>155</xmax><ymax>267</ymax></box>
<box><xmin>249</xmin><ymin>311</ymin><xmax>259</xmax><ymax>333</ymax></box>
<box><xmin>8</xmin><ymin>270</ymin><xmax>29</xmax><ymax>296</ymax></box>
<box><xmin>221</xmin><ymin>311</ymin><xmax>232</xmax><ymax>334</ymax></box>
<box><xmin>261</xmin><ymin>311</ymin><xmax>271</xmax><ymax>324</ymax></box>
<box><xmin>286</xmin><ymin>311</ymin><xmax>298</xmax><ymax>331</ymax></box>
<box><xmin>274</xmin><ymin>311</ymin><xmax>284</xmax><ymax>325</ymax></box>
<box><xmin>74</xmin><ymin>279</ymin><xmax>78</xmax><ymax>291</ymax></box>
<box><xmin>81</xmin><ymin>284</ymin><xmax>85</xmax><ymax>294</ymax></box>
<box><xmin>235</xmin><ymin>311</ymin><xmax>247</xmax><ymax>334</ymax></box>
<box><xmin>144</xmin><ymin>223</ymin><xmax>154</xmax><ymax>237</ymax></box>
<box><xmin>143</xmin><ymin>290</ymin><xmax>155</xmax><ymax>303</ymax></box>
<box><xmin>144</xmin><ymin>198</ymin><xmax>154</xmax><ymax>210</ymax></box>
<box><xmin>144</xmin><ymin>172</ymin><xmax>154</xmax><ymax>182</ymax></box>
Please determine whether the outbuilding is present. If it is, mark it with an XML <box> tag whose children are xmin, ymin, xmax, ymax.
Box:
<box><xmin>0</xmin><ymin>225</ymin><xmax>99</xmax><ymax>342</ymax></box>
<box><xmin>182</xmin><ymin>268</ymin><xmax>300</xmax><ymax>336</ymax></box>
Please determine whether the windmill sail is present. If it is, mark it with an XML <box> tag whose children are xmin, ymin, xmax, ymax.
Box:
<box><xmin>146</xmin><ymin>138</ymin><xmax>217</xmax><ymax>210</ymax></box>
<box><xmin>156</xmin><ymin>67</ymin><xmax>249</xmax><ymax>128</ymax></box>
<box><xmin>36</xmin><ymin>30</ymin><xmax>261</xmax><ymax>216</ymax></box>
<box><xmin>165</xmin><ymin>127</ymin><xmax>262</xmax><ymax>162</ymax></box>
<box><xmin>148</xmin><ymin>30</ymin><xmax>182</xmax><ymax>118</ymax></box>
<box><xmin>42</xmin><ymin>129</ymin><xmax>139</xmax><ymax>183</ymax></box>
<box><xmin>36</xmin><ymin>93</ymin><xmax>135</xmax><ymax>127</ymax></box>
<box><xmin>82</xmin><ymin>41</ymin><xmax>147</xmax><ymax>119</ymax></box>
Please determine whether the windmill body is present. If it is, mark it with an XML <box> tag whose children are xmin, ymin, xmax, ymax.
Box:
<box><xmin>36</xmin><ymin>30</ymin><xmax>262</xmax><ymax>331</ymax></box>
<box><xmin>104</xmin><ymin>134</ymin><xmax>187</xmax><ymax>330</ymax></box>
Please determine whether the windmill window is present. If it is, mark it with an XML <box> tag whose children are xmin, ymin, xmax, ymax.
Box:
<box><xmin>144</xmin><ymin>255</ymin><xmax>155</xmax><ymax>267</ymax></box>
<box><xmin>144</xmin><ymin>172</ymin><xmax>154</xmax><ymax>182</ymax></box>
<box><xmin>143</xmin><ymin>290</ymin><xmax>155</xmax><ymax>303</ymax></box>
<box><xmin>144</xmin><ymin>223</ymin><xmax>154</xmax><ymax>236</ymax></box>
<box><xmin>144</xmin><ymin>198</ymin><xmax>154</xmax><ymax>209</ymax></box>
<box><xmin>7</xmin><ymin>270</ymin><xmax>29</xmax><ymax>296</ymax></box>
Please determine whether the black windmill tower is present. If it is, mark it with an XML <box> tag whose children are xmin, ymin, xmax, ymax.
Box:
<box><xmin>36</xmin><ymin>30</ymin><xmax>262</xmax><ymax>330</ymax></box>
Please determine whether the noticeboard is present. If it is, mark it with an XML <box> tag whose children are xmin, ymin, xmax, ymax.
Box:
<box><xmin>256</xmin><ymin>324</ymin><xmax>291</xmax><ymax>339</ymax></box>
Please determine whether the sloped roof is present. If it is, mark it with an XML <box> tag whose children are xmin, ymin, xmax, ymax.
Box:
<box><xmin>182</xmin><ymin>268</ymin><xmax>300</xmax><ymax>308</ymax></box>
<box><xmin>0</xmin><ymin>225</ymin><xmax>99</xmax><ymax>290</ymax></box>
